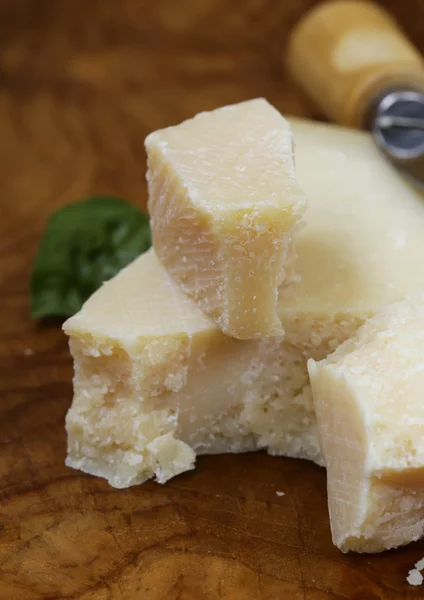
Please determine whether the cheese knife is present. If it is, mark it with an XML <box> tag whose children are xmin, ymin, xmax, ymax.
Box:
<box><xmin>287</xmin><ymin>0</ymin><xmax>424</xmax><ymax>187</ymax></box>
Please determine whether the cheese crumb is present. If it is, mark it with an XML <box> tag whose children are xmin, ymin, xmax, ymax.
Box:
<box><xmin>407</xmin><ymin>569</ymin><xmax>423</xmax><ymax>586</ymax></box>
<box><xmin>416</xmin><ymin>558</ymin><xmax>424</xmax><ymax>571</ymax></box>
<box><xmin>276</xmin><ymin>491</ymin><xmax>285</xmax><ymax>497</ymax></box>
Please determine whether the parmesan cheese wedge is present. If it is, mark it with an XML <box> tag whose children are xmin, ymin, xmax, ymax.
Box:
<box><xmin>146</xmin><ymin>98</ymin><xmax>307</xmax><ymax>339</ymax></box>
<box><xmin>309</xmin><ymin>291</ymin><xmax>424</xmax><ymax>553</ymax></box>
<box><xmin>64</xmin><ymin>118</ymin><xmax>424</xmax><ymax>489</ymax></box>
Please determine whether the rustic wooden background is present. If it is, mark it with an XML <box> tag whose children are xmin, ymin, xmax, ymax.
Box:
<box><xmin>2</xmin><ymin>1</ymin><xmax>424</xmax><ymax>598</ymax></box>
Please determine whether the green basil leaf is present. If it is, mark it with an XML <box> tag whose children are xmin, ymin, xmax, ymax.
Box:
<box><xmin>30</xmin><ymin>196</ymin><xmax>151</xmax><ymax>319</ymax></box>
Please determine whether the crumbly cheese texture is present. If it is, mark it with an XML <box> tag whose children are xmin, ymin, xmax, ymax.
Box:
<box><xmin>145</xmin><ymin>98</ymin><xmax>306</xmax><ymax>339</ymax></box>
<box><xmin>64</xmin><ymin>250</ymin><xmax>325</xmax><ymax>488</ymax></box>
<box><xmin>408</xmin><ymin>569</ymin><xmax>424</xmax><ymax>587</ymax></box>
<box><xmin>64</xmin><ymin>118</ymin><xmax>424</xmax><ymax>489</ymax></box>
<box><xmin>309</xmin><ymin>291</ymin><xmax>424</xmax><ymax>553</ymax></box>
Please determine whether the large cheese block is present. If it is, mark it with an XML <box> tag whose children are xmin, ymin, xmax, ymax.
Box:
<box><xmin>145</xmin><ymin>98</ymin><xmax>306</xmax><ymax>339</ymax></box>
<box><xmin>64</xmin><ymin>118</ymin><xmax>424</xmax><ymax>489</ymax></box>
<box><xmin>308</xmin><ymin>291</ymin><xmax>424</xmax><ymax>553</ymax></box>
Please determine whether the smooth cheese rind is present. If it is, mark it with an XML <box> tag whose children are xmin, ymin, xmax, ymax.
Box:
<box><xmin>283</xmin><ymin>118</ymin><xmax>424</xmax><ymax>317</ymax></box>
<box><xmin>146</xmin><ymin>98</ymin><xmax>307</xmax><ymax>339</ymax></box>
<box><xmin>308</xmin><ymin>290</ymin><xmax>424</xmax><ymax>553</ymax></box>
<box><xmin>65</xmin><ymin>119</ymin><xmax>424</xmax><ymax>489</ymax></box>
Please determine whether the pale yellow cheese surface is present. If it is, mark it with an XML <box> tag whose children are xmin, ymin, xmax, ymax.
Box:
<box><xmin>282</xmin><ymin>119</ymin><xmax>424</xmax><ymax>317</ymax></box>
<box><xmin>64</xmin><ymin>249</ymin><xmax>325</xmax><ymax>488</ymax></box>
<box><xmin>64</xmin><ymin>118</ymin><xmax>424</xmax><ymax>490</ymax></box>
<box><xmin>146</xmin><ymin>98</ymin><xmax>306</xmax><ymax>339</ymax></box>
<box><xmin>309</xmin><ymin>291</ymin><xmax>424</xmax><ymax>553</ymax></box>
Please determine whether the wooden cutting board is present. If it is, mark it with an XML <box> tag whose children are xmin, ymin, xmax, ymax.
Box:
<box><xmin>1</xmin><ymin>1</ymin><xmax>424</xmax><ymax>598</ymax></box>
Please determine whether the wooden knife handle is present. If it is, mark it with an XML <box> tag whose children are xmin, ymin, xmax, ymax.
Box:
<box><xmin>287</xmin><ymin>1</ymin><xmax>424</xmax><ymax>127</ymax></box>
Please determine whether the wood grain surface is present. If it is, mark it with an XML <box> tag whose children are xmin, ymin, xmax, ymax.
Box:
<box><xmin>2</xmin><ymin>1</ymin><xmax>424</xmax><ymax>598</ymax></box>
